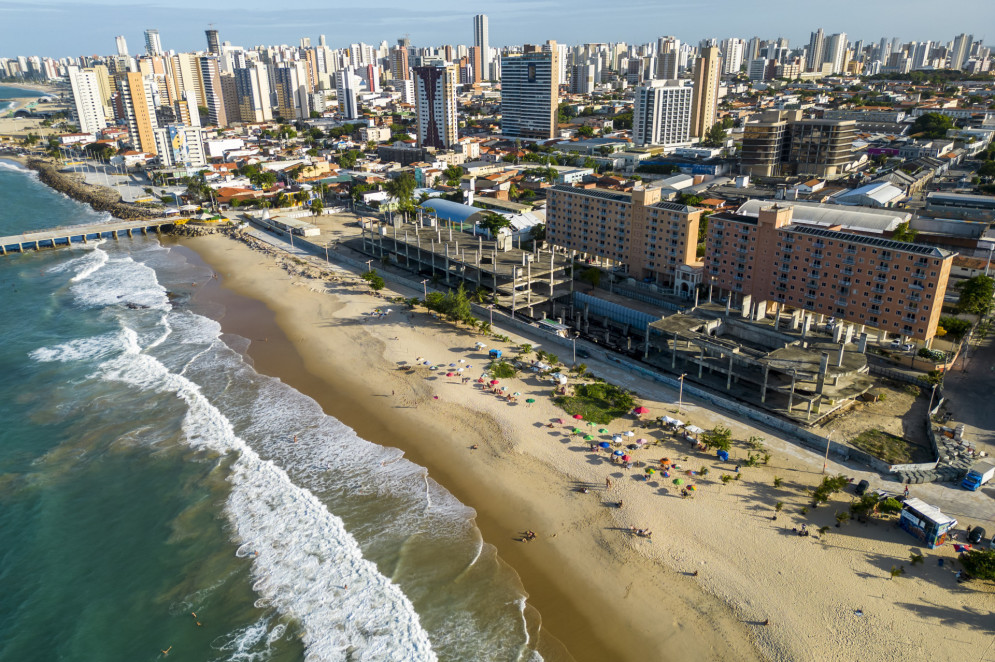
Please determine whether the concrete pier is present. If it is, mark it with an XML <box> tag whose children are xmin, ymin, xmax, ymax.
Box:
<box><xmin>0</xmin><ymin>219</ymin><xmax>175</xmax><ymax>256</ymax></box>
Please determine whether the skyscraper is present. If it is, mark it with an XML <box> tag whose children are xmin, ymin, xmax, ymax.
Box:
<box><xmin>807</xmin><ymin>29</ymin><xmax>825</xmax><ymax>72</ymax></box>
<box><xmin>500</xmin><ymin>48</ymin><xmax>557</xmax><ymax>140</ymax></box>
<box><xmin>390</xmin><ymin>46</ymin><xmax>410</xmax><ymax>80</ymax></box>
<box><xmin>473</xmin><ymin>14</ymin><xmax>490</xmax><ymax>81</ymax></box>
<box><xmin>117</xmin><ymin>72</ymin><xmax>158</xmax><ymax>155</ymax></box>
<box><xmin>334</xmin><ymin>69</ymin><xmax>361</xmax><ymax>120</ymax></box>
<box><xmin>198</xmin><ymin>55</ymin><xmax>228</xmax><ymax>127</ymax></box>
<box><xmin>825</xmin><ymin>33</ymin><xmax>848</xmax><ymax>74</ymax></box>
<box><xmin>413</xmin><ymin>64</ymin><xmax>458</xmax><ymax>149</ymax></box>
<box><xmin>656</xmin><ymin>37</ymin><xmax>681</xmax><ymax>79</ymax></box>
<box><xmin>205</xmin><ymin>29</ymin><xmax>221</xmax><ymax>55</ymax></box>
<box><xmin>950</xmin><ymin>33</ymin><xmax>973</xmax><ymax>70</ymax></box>
<box><xmin>115</xmin><ymin>35</ymin><xmax>128</xmax><ymax>57</ymax></box>
<box><xmin>720</xmin><ymin>38</ymin><xmax>745</xmax><ymax>75</ymax></box>
<box><xmin>690</xmin><ymin>46</ymin><xmax>719</xmax><ymax>138</ymax></box>
<box><xmin>633</xmin><ymin>79</ymin><xmax>692</xmax><ymax>147</ymax></box>
<box><xmin>273</xmin><ymin>62</ymin><xmax>310</xmax><ymax>120</ymax></box>
<box><xmin>234</xmin><ymin>62</ymin><xmax>273</xmax><ymax>123</ymax></box>
<box><xmin>144</xmin><ymin>29</ymin><xmax>163</xmax><ymax>57</ymax></box>
<box><xmin>67</xmin><ymin>66</ymin><xmax>108</xmax><ymax>135</ymax></box>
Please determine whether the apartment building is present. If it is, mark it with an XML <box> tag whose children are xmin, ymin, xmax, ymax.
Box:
<box><xmin>704</xmin><ymin>204</ymin><xmax>953</xmax><ymax>340</ymax></box>
<box><xmin>740</xmin><ymin>110</ymin><xmax>856</xmax><ymax>179</ymax></box>
<box><xmin>500</xmin><ymin>49</ymin><xmax>557</xmax><ymax>139</ymax></box>
<box><xmin>632</xmin><ymin>79</ymin><xmax>692</xmax><ymax>147</ymax></box>
<box><xmin>413</xmin><ymin>64</ymin><xmax>458</xmax><ymax>149</ymax></box>
<box><xmin>546</xmin><ymin>184</ymin><xmax>703</xmax><ymax>288</ymax></box>
<box><xmin>690</xmin><ymin>46</ymin><xmax>720</xmax><ymax>138</ymax></box>
<box><xmin>117</xmin><ymin>72</ymin><xmax>158</xmax><ymax>155</ymax></box>
<box><xmin>67</xmin><ymin>66</ymin><xmax>108</xmax><ymax>135</ymax></box>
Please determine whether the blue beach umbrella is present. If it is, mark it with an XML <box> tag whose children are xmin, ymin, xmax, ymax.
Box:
<box><xmin>599</xmin><ymin>442</ymin><xmax>611</xmax><ymax>449</ymax></box>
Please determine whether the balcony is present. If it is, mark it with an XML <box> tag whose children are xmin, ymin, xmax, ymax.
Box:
<box><xmin>779</xmin><ymin>265</ymin><xmax>791</xmax><ymax>273</ymax></box>
<box><xmin>814</xmin><ymin>241</ymin><xmax>826</xmax><ymax>249</ymax></box>
<box><xmin>903</xmin><ymin>316</ymin><xmax>917</xmax><ymax>324</ymax></box>
<box><xmin>842</xmin><ymin>257</ymin><xmax>855</xmax><ymax>266</ymax></box>
<box><xmin>805</xmin><ymin>292</ymin><xmax>817</xmax><ymax>300</ymax></box>
<box><xmin>871</xmin><ymin>296</ymin><xmax>883</xmax><ymax>303</ymax></box>
<box><xmin>875</xmin><ymin>264</ymin><xmax>890</xmax><ymax>272</ymax></box>
<box><xmin>872</xmin><ymin>285</ymin><xmax>886</xmax><ymax>293</ymax></box>
<box><xmin>809</xmin><ymin>270</ymin><xmax>821</xmax><ymax>279</ymax></box>
<box><xmin>812</xmin><ymin>251</ymin><xmax>824</xmax><ymax>259</ymax></box>
<box><xmin>908</xmin><ymin>293</ymin><xmax>922</xmax><ymax>302</ymax></box>
<box><xmin>879</xmin><ymin>253</ymin><xmax>893</xmax><ymax>261</ymax></box>
<box><xmin>905</xmin><ymin>305</ymin><xmax>919</xmax><ymax>313</ymax></box>
<box><xmin>910</xmin><ymin>281</ymin><xmax>925</xmax><ymax>291</ymax></box>
<box><xmin>841</xmin><ymin>267</ymin><xmax>854</xmax><ymax>275</ymax></box>
<box><xmin>783</xmin><ymin>246</ymin><xmax>794</xmax><ymax>253</ymax></box>
<box><xmin>836</xmin><ymin>298</ymin><xmax>848</xmax><ymax>307</ymax></box>
<box><xmin>840</xmin><ymin>278</ymin><xmax>852</xmax><ymax>286</ymax></box>
<box><xmin>874</xmin><ymin>275</ymin><xmax>888</xmax><ymax>283</ymax></box>
<box><xmin>845</xmin><ymin>247</ymin><xmax>858</xmax><ymax>255</ymax></box>
<box><xmin>784</xmin><ymin>236</ymin><xmax>795</xmax><ymax>244</ymax></box>
<box><xmin>913</xmin><ymin>270</ymin><xmax>927</xmax><ymax>278</ymax></box>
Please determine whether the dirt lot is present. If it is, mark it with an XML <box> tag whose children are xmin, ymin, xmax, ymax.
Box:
<box><xmin>818</xmin><ymin>381</ymin><xmax>934</xmax><ymax>463</ymax></box>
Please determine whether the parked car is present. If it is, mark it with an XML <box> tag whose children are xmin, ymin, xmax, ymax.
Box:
<box><xmin>968</xmin><ymin>526</ymin><xmax>987</xmax><ymax>545</ymax></box>
<box><xmin>855</xmin><ymin>479</ymin><xmax>870</xmax><ymax>496</ymax></box>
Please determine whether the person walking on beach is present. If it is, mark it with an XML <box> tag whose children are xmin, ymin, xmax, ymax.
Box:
<box><xmin>606</xmin><ymin>477</ymin><xmax>611</xmax><ymax>489</ymax></box>
<box><xmin>904</xmin><ymin>485</ymin><xmax>909</xmax><ymax>498</ymax></box>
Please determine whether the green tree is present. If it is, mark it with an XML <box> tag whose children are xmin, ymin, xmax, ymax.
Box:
<box><xmin>956</xmin><ymin>275</ymin><xmax>994</xmax><ymax>317</ymax></box>
<box><xmin>529</xmin><ymin>223</ymin><xmax>546</xmax><ymax>246</ymax></box>
<box><xmin>579</xmin><ymin>267</ymin><xmax>602</xmax><ymax>292</ymax></box>
<box><xmin>362</xmin><ymin>269</ymin><xmax>386</xmax><ymax>292</ymax></box>
<box><xmin>577</xmin><ymin>125</ymin><xmax>595</xmax><ymax>137</ymax></box>
<box><xmin>702</xmin><ymin>425</ymin><xmax>732</xmax><ymax>452</ymax></box>
<box><xmin>978</xmin><ymin>161</ymin><xmax>995</xmax><ymax>178</ymax></box>
<box><xmin>478</xmin><ymin>212</ymin><xmax>511</xmax><ymax>237</ymax></box>
<box><xmin>310</xmin><ymin>198</ymin><xmax>324</xmax><ymax>216</ymax></box>
<box><xmin>386</xmin><ymin>172</ymin><xmax>417</xmax><ymax>215</ymax></box>
<box><xmin>938</xmin><ymin>316</ymin><xmax>972</xmax><ymax>340</ymax></box>
<box><xmin>912</xmin><ymin>112</ymin><xmax>954</xmax><ymax>139</ymax></box>
<box><xmin>443</xmin><ymin>164</ymin><xmax>464</xmax><ymax>186</ymax></box>
<box><xmin>701</xmin><ymin>122</ymin><xmax>727</xmax><ymax>147</ymax></box>
<box><xmin>891</xmin><ymin>221</ymin><xmax>919</xmax><ymax>242</ymax></box>
<box><xmin>960</xmin><ymin>548</ymin><xmax>995</xmax><ymax>581</ymax></box>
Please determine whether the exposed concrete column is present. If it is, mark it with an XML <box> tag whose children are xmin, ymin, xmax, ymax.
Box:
<box><xmin>404</xmin><ymin>230</ymin><xmax>410</xmax><ymax>267</ymax></box>
<box><xmin>725</xmin><ymin>297</ymin><xmax>731</xmax><ymax>316</ymax></box>
<box><xmin>801</xmin><ymin>314</ymin><xmax>811</xmax><ymax>340</ymax></box>
<box><xmin>880</xmin><ymin>330</ymin><xmax>888</xmax><ymax>342</ymax></box>
<box><xmin>643</xmin><ymin>323</ymin><xmax>651</xmax><ymax>359</ymax></box>
<box><xmin>526</xmin><ymin>260</ymin><xmax>532</xmax><ymax>310</ymax></box>
<box><xmin>836</xmin><ymin>343</ymin><xmax>845</xmax><ymax>367</ymax></box>
<box><xmin>761</xmin><ymin>365</ymin><xmax>770</xmax><ymax>403</ymax></box>
<box><xmin>693</xmin><ymin>288</ymin><xmax>699</xmax><ymax>308</ymax></box>
<box><xmin>708</xmin><ymin>284</ymin><xmax>713</xmax><ymax>303</ymax></box>
<box><xmin>788</xmin><ymin>372</ymin><xmax>797</xmax><ymax>412</ymax></box>
<box><xmin>774</xmin><ymin>301</ymin><xmax>783</xmax><ymax>330</ymax></box>
<box><xmin>807</xmin><ymin>399</ymin><xmax>814</xmax><ymax>421</ymax></box>
<box><xmin>791</xmin><ymin>309</ymin><xmax>801</xmax><ymax>330</ymax></box>
<box><xmin>550</xmin><ymin>250</ymin><xmax>555</xmax><ymax>300</ymax></box>
<box><xmin>832</xmin><ymin>324</ymin><xmax>844</xmax><ymax>343</ymax></box>
<box><xmin>844</xmin><ymin>323</ymin><xmax>855</xmax><ymax>345</ymax></box>
<box><xmin>698</xmin><ymin>347</ymin><xmax>704</xmax><ymax>378</ymax></box>
<box><xmin>431</xmin><ymin>239</ymin><xmax>436</xmax><ymax>276</ymax></box>
<box><xmin>741</xmin><ymin>294</ymin><xmax>752</xmax><ymax>319</ymax></box>
<box><xmin>816</xmin><ymin>352</ymin><xmax>829</xmax><ymax>394</ymax></box>
<box><xmin>858</xmin><ymin>333</ymin><xmax>869</xmax><ymax>354</ymax></box>
<box><xmin>726</xmin><ymin>354</ymin><xmax>735</xmax><ymax>390</ymax></box>
<box><xmin>584</xmin><ymin>303</ymin><xmax>590</xmax><ymax>334</ymax></box>
<box><xmin>671</xmin><ymin>333</ymin><xmax>678</xmax><ymax>369</ymax></box>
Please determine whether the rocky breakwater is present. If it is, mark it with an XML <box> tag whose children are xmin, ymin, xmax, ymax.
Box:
<box><xmin>27</xmin><ymin>158</ymin><xmax>164</xmax><ymax>220</ymax></box>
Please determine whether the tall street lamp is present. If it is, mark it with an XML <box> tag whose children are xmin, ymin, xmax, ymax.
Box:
<box><xmin>677</xmin><ymin>373</ymin><xmax>687</xmax><ymax>414</ymax></box>
<box><xmin>823</xmin><ymin>429</ymin><xmax>835</xmax><ymax>475</ymax></box>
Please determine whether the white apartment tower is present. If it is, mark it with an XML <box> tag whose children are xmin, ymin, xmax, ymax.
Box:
<box><xmin>720</xmin><ymin>38</ymin><xmax>745</xmax><ymax>75</ymax></box>
<box><xmin>67</xmin><ymin>66</ymin><xmax>108</xmax><ymax>135</ymax></box>
<box><xmin>500</xmin><ymin>49</ymin><xmax>558</xmax><ymax>140</ymax></box>
<box><xmin>413</xmin><ymin>64</ymin><xmax>458</xmax><ymax>149</ymax></box>
<box><xmin>473</xmin><ymin>14</ymin><xmax>490</xmax><ymax>81</ymax></box>
<box><xmin>633</xmin><ymin>79</ymin><xmax>692</xmax><ymax>147</ymax></box>
<box><xmin>334</xmin><ymin>69</ymin><xmax>361</xmax><ymax>120</ymax></box>
<box><xmin>950</xmin><ymin>34</ymin><xmax>973</xmax><ymax>70</ymax></box>
<box><xmin>234</xmin><ymin>62</ymin><xmax>273</xmax><ymax>123</ymax></box>
<box><xmin>825</xmin><ymin>33</ymin><xmax>848</xmax><ymax>74</ymax></box>
<box><xmin>656</xmin><ymin>37</ymin><xmax>681</xmax><ymax>79</ymax></box>
<box><xmin>115</xmin><ymin>36</ymin><xmax>129</xmax><ymax>57</ymax></box>
<box><xmin>807</xmin><ymin>29</ymin><xmax>825</xmax><ymax>72</ymax></box>
<box><xmin>144</xmin><ymin>29</ymin><xmax>163</xmax><ymax>57</ymax></box>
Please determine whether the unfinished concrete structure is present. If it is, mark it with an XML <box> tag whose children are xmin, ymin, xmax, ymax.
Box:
<box><xmin>359</xmin><ymin>220</ymin><xmax>575</xmax><ymax>318</ymax></box>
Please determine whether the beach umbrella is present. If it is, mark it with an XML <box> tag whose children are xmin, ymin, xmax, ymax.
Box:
<box><xmin>555</xmin><ymin>418</ymin><xmax>565</xmax><ymax>424</ymax></box>
<box><xmin>644</xmin><ymin>467</ymin><xmax>656</xmax><ymax>474</ymax></box>
<box><xmin>457</xmin><ymin>368</ymin><xmax>464</xmax><ymax>373</ymax></box>
<box><xmin>598</xmin><ymin>428</ymin><xmax>609</xmax><ymax>434</ymax></box>
<box><xmin>513</xmin><ymin>392</ymin><xmax>521</xmax><ymax>396</ymax></box>
<box><xmin>599</xmin><ymin>442</ymin><xmax>611</xmax><ymax>449</ymax></box>
<box><xmin>688</xmin><ymin>485</ymin><xmax>697</xmax><ymax>492</ymax></box>
<box><xmin>663</xmin><ymin>471</ymin><xmax>670</xmax><ymax>477</ymax></box>
<box><xmin>573</xmin><ymin>428</ymin><xmax>583</xmax><ymax>434</ymax></box>
<box><xmin>587</xmin><ymin>421</ymin><xmax>595</xmax><ymax>426</ymax></box>
<box><xmin>573</xmin><ymin>414</ymin><xmax>584</xmax><ymax>420</ymax></box>
<box><xmin>477</xmin><ymin>378</ymin><xmax>485</xmax><ymax>383</ymax></box>
<box><xmin>612</xmin><ymin>435</ymin><xmax>623</xmax><ymax>443</ymax></box>
<box><xmin>475</xmin><ymin>342</ymin><xmax>486</xmax><ymax>348</ymax></box>
<box><xmin>490</xmin><ymin>380</ymin><xmax>500</xmax><ymax>385</ymax></box>
<box><xmin>621</xmin><ymin>454</ymin><xmax>631</xmax><ymax>462</ymax></box>
<box><xmin>627</xmin><ymin>444</ymin><xmax>638</xmax><ymax>450</ymax></box>
<box><xmin>526</xmin><ymin>398</ymin><xmax>536</xmax><ymax>403</ymax></box>
<box><xmin>450</xmin><ymin>363</ymin><xmax>457</xmax><ymax>367</ymax></box>
<box><xmin>459</xmin><ymin>359</ymin><xmax>465</xmax><ymax>363</ymax></box>
<box><xmin>633</xmin><ymin>406</ymin><xmax>650</xmax><ymax>415</ymax></box>
<box><xmin>636</xmin><ymin>438</ymin><xmax>647</xmax><ymax>445</ymax></box>
<box><xmin>501</xmin><ymin>386</ymin><xmax>508</xmax><ymax>391</ymax></box>
<box><xmin>661</xmin><ymin>457</ymin><xmax>671</xmax><ymax>465</ymax></box>
<box><xmin>673</xmin><ymin>478</ymin><xmax>684</xmax><ymax>485</ymax></box>
<box><xmin>623</xmin><ymin>431</ymin><xmax>635</xmax><ymax>437</ymax></box>
<box><xmin>613</xmin><ymin>450</ymin><xmax>624</xmax><ymax>456</ymax></box>
<box><xmin>446</xmin><ymin>372</ymin><xmax>455</xmax><ymax>377</ymax></box>
<box><xmin>584</xmin><ymin>434</ymin><xmax>594</xmax><ymax>441</ymax></box>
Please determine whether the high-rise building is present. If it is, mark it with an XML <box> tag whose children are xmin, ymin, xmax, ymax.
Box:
<box><xmin>690</xmin><ymin>46</ymin><xmax>719</xmax><ymax>138</ymax></box>
<box><xmin>825</xmin><ymin>33</ymin><xmax>848</xmax><ymax>74</ymax></box>
<box><xmin>390</xmin><ymin>46</ymin><xmax>410</xmax><ymax>80</ymax></box>
<box><xmin>473</xmin><ymin>14</ymin><xmax>490</xmax><ymax>80</ymax></box>
<box><xmin>67</xmin><ymin>66</ymin><xmax>108</xmax><ymax>135</ymax></box>
<box><xmin>115</xmin><ymin>35</ymin><xmax>128</xmax><ymax>57</ymax></box>
<box><xmin>500</xmin><ymin>49</ymin><xmax>557</xmax><ymax>139</ymax></box>
<box><xmin>740</xmin><ymin>110</ymin><xmax>795</xmax><ymax>177</ymax></box>
<box><xmin>788</xmin><ymin>118</ymin><xmax>856</xmax><ymax>178</ymax></box>
<box><xmin>334</xmin><ymin>68</ymin><xmax>361</xmax><ymax>120</ymax></box>
<box><xmin>703</xmin><ymin>204</ymin><xmax>953</xmax><ymax>341</ymax></box>
<box><xmin>633</xmin><ymin>79</ymin><xmax>692</xmax><ymax>147</ymax></box>
<box><xmin>205</xmin><ymin>29</ymin><xmax>221</xmax><ymax>55</ymax></box>
<box><xmin>273</xmin><ymin>62</ymin><xmax>311</xmax><ymax>120</ymax></box>
<box><xmin>117</xmin><ymin>72</ymin><xmax>158</xmax><ymax>155</ymax></box>
<box><xmin>144</xmin><ymin>29</ymin><xmax>163</xmax><ymax>57</ymax></box>
<box><xmin>807</xmin><ymin>29</ymin><xmax>825</xmax><ymax>72</ymax></box>
<box><xmin>912</xmin><ymin>41</ymin><xmax>933</xmax><ymax>70</ymax></box>
<box><xmin>720</xmin><ymin>38</ymin><xmax>746</xmax><ymax>75</ymax></box>
<box><xmin>170</xmin><ymin>52</ymin><xmax>206</xmax><ymax>108</ymax></box>
<box><xmin>234</xmin><ymin>62</ymin><xmax>273</xmax><ymax>123</ymax></box>
<box><xmin>198</xmin><ymin>56</ymin><xmax>228</xmax><ymax>127</ymax></box>
<box><xmin>569</xmin><ymin>63</ymin><xmax>595</xmax><ymax>95</ymax></box>
<box><xmin>655</xmin><ymin>37</ymin><xmax>681</xmax><ymax>79</ymax></box>
<box><xmin>413</xmin><ymin>64</ymin><xmax>458</xmax><ymax>149</ymax></box>
<box><xmin>153</xmin><ymin>125</ymin><xmax>206</xmax><ymax>167</ymax></box>
<box><xmin>950</xmin><ymin>33</ymin><xmax>973</xmax><ymax>70</ymax></box>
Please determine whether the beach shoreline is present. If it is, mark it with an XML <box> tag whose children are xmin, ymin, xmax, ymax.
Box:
<box><xmin>172</xmin><ymin>229</ymin><xmax>995</xmax><ymax>662</ymax></box>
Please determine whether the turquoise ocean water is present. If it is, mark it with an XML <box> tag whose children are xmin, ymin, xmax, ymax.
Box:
<box><xmin>0</xmin><ymin>161</ymin><xmax>544</xmax><ymax>662</ymax></box>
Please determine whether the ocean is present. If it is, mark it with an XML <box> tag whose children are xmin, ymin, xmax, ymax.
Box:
<box><xmin>0</xmin><ymin>160</ymin><xmax>545</xmax><ymax>662</ymax></box>
<box><xmin>0</xmin><ymin>85</ymin><xmax>50</xmax><ymax>113</ymax></box>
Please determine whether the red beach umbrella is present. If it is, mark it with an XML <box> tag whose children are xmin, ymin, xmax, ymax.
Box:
<box><xmin>633</xmin><ymin>406</ymin><xmax>650</xmax><ymax>415</ymax></box>
<box><xmin>573</xmin><ymin>414</ymin><xmax>584</xmax><ymax>420</ymax></box>
<box><xmin>490</xmin><ymin>380</ymin><xmax>500</xmax><ymax>385</ymax></box>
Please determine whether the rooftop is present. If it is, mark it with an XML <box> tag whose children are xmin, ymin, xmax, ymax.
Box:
<box><xmin>786</xmin><ymin>225</ymin><xmax>955</xmax><ymax>258</ymax></box>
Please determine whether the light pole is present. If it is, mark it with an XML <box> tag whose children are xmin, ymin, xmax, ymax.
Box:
<box><xmin>324</xmin><ymin>242</ymin><xmax>329</xmax><ymax>265</ymax></box>
<box><xmin>823</xmin><ymin>429</ymin><xmax>835</xmax><ymax>475</ymax></box>
<box><xmin>421</xmin><ymin>278</ymin><xmax>428</xmax><ymax>300</ymax></box>
<box><xmin>366</xmin><ymin>259</ymin><xmax>374</xmax><ymax>273</ymax></box>
<box><xmin>677</xmin><ymin>373</ymin><xmax>687</xmax><ymax>414</ymax></box>
<box><xmin>985</xmin><ymin>242</ymin><xmax>994</xmax><ymax>277</ymax></box>
<box><xmin>488</xmin><ymin>303</ymin><xmax>494</xmax><ymax>326</ymax></box>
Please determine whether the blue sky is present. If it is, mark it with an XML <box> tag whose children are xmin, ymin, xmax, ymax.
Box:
<box><xmin>0</xmin><ymin>0</ymin><xmax>989</xmax><ymax>58</ymax></box>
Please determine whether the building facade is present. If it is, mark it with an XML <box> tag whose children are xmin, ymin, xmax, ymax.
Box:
<box><xmin>473</xmin><ymin>14</ymin><xmax>490</xmax><ymax>80</ymax></box>
<box><xmin>67</xmin><ymin>66</ymin><xmax>108</xmax><ymax>135</ymax></box>
<box><xmin>153</xmin><ymin>125</ymin><xmax>206</xmax><ymax>167</ymax></box>
<box><xmin>234</xmin><ymin>62</ymin><xmax>273</xmax><ymax>123</ymax></box>
<box><xmin>546</xmin><ymin>184</ymin><xmax>703</xmax><ymax>287</ymax></box>
<box><xmin>500</xmin><ymin>50</ymin><xmax>557</xmax><ymax>139</ymax></box>
<box><xmin>334</xmin><ymin>69</ymin><xmax>361</xmax><ymax>120</ymax></box>
<box><xmin>117</xmin><ymin>72</ymin><xmax>158</xmax><ymax>155</ymax></box>
<box><xmin>144</xmin><ymin>29</ymin><xmax>163</xmax><ymax>57</ymax></box>
<box><xmin>198</xmin><ymin>55</ymin><xmax>228</xmax><ymax>127</ymax></box>
<box><xmin>703</xmin><ymin>204</ymin><xmax>953</xmax><ymax>340</ymax></box>
<box><xmin>413</xmin><ymin>64</ymin><xmax>458</xmax><ymax>149</ymax></box>
<box><xmin>632</xmin><ymin>79</ymin><xmax>692</xmax><ymax>147</ymax></box>
<box><xmin>690</xmin><ymin>46</ymin><xmax>719</xmax><ymax>138</ymax></box>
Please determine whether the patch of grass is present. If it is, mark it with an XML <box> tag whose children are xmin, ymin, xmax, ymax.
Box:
<box><xmin>849</xmin><ymin>429</ymin><xmax>913</xmax><ymax>464</ymax></box>
<box><xmin>488</xmin><ymin>361</ymin><xmax>517</xmax><ymax>379</ymax></box>
<box><xmin>554</xmin><ymin>382</ymin><xmax>635</xmax><ymax>425</ymax></box>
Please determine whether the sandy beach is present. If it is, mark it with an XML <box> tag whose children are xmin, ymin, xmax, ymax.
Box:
<box><xmin>179</xmin><ymin>231</ymin><xmax>995</xmax><ymax>662</ymax></box>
